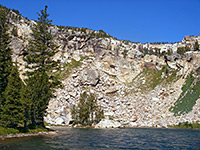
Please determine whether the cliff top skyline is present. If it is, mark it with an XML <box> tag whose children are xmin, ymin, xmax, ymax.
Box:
<box><xmin>1</xmin><ymin>0</ymin><xmax>200</xmax><ymax>43</ymax></box>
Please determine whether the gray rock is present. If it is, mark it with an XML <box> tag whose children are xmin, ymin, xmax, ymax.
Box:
<box><xmin>95</xmin><ymin>119</ymin><xmax>122</xmax><ymax>128</ymax></box>
<box><xmin>55</xmin><ymin>117</ymin><xmax>64</xmax><ymax>125</ymax></box>
<box><xmin>82</xmin><ymin>69</ymin><xmax>100</xmax><ymax>86</ymax></box>
<box><xmin>105</xmin><ymin>88</ymin><xmax>118</xmax><ymax>94</ymax></box>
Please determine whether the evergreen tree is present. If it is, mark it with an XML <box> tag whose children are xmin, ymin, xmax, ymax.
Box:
<box><xmin>28</xmin><ymin>71</ymin><xmax>51</xmax><ymax>127</ymax></box>
<box><xmin>24</xmin><ymin>5</ymin><xmax>59</xmax><ymax>74</ymax></box>
<box><xmin>194</xmin><ymin>40</ymin><xmax>199</xmax><ymax>51</ymax></box>
<box><xmin>0</xmin><ymin>64</ymin><xmax>24</xmax><ymax>128</ymax></box>
<box><xmin>72</xmin><ymin>92</ymin><xmax>104</xmax><ymax>126</ymax></box>
<box><xmin>23</xmin><ymin>6</ymin><xmax>59</xmax><ymax>127</ymax></box>
<box><xmin>20</xmin><ymin>83</ymin><xmax>31</xmax><ymax>129</ymax></box>
<box><xmin>0</xmin><ymin>7</ymin><xmax>12</xmax><ymax>112</ymax></box>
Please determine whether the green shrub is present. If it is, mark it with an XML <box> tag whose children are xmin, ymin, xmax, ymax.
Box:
<box><xmin>177</xmin><ymin>46</ymin><xmax>191</xmax><ymax>55</ymax></box>
<box><xmin>168</xmin><ymin>121</ymin><xmax>200</xmax><ymax>129</ymax></box>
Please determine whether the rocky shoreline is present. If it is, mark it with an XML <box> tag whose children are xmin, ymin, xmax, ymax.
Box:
<box><xmin>0</xmin><ymin>131</ymin><xmax>58</xmax><ymax>140</ymax></box>
<box><xmin>1</xmin><ymin>124</ymin><xmax>199</xmax><ymax>140</ymax></box>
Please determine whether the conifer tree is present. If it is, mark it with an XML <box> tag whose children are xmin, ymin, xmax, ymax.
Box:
<box><xmin>194</xmin><ymin>40</ymin><xmax>199</xmax><ymax>51</ymax></box>
<box><xmin>27</xmin><ymin>71</ymin><xmax>51</xmax><ymax>127</ymax></box>
<box><xmin>23</xmin><ymin>6</ymin><xmax>59</xmax><ymax>127</ymax></box>
<box><xmin>20</xmin><ymin>83</ymin><xmax>31</xmax><ymax>129</ymax></box>
<box><xmin>24</xmin><ymin>5</ymin><xmax>59</xmax><ymax>74</ymax></box>
<box><xmin>72</xmin><ymin>92</ymin><xmax>104</xmax><ymax>126</ymax></box>
<box><xmin>0</xmin><ymin>64</ymin><xmax>24</xmax><ymax>128</ymax></box>
<box><xmin>0</xmin><ymin>7</ymin><xmax>12</xmax><ymax>112</ymax></box>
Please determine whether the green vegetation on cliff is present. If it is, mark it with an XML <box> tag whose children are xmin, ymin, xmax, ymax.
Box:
<box><xmin>170</xmin><ymin>73</ymin><xmax>200</xmax><ymax>116</ymax></box>
<box><xmin>55</xmin><ymin>56</ymin><xmax>88</xmax><ymax>79</ymax></box>
<box><xmin>58</xmin><ymin>25</ymin><xmax>113</xmax><ymax>39</ymax></box>
<box><xmin>133</xmin><ymin>66</ymin><xmax>180</xmax><ymax>91</ymax></box>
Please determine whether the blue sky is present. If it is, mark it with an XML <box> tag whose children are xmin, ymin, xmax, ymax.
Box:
<box><xmin>1</xmin><ymin>0</ymin><xmax>200</xmax><ymax>43</ymax></box>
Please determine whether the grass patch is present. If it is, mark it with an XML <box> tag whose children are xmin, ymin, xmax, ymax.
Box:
<box><xmin>169</xmin><ymin>73</ymin><xmax>200</xmax><ymax>116</ymax></box>
<box><xmin>131</xmin><ymin>66</ymin><xmax>180</xmax><ymax>92</ymax></box>
<box><xmin>55</xmin><ymin>56</ymin><xmax>88</xmax><ymax>79</ymax></box>
<box><xmin>0</xmin><ymin>126</ymin><xmax>19</xmax><ymax>136</ymax></box>
<box><xmin>168</xmin><ymin>121</ymin><xmax>200</xmax><ymax>129</ymax></box>
<box><xmin>0</xmin><ymin>126</ymin><xmax>49</xmax><ymax>136</ymax></box>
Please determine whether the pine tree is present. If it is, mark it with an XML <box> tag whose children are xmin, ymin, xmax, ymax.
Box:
<box><xmin>24</xmin><ymin>5</ymin><xmax>59</xmax><ymax>74</ymax></box>
<box><xmin>27</xmin><ymin>71</ymin><xmax>51</xmax><ymax>127</ymax></box>
<box><xmin>20</xmin><ymin>83</ymin><xmax>31</xmax><ymax>129</ymax></box>
<box><xmin>0</xmin><ymin>64</ymin><xmax>24</xmax><ymax>128</ymax></box>
<box><xmin>72</xmin><ymin>92</ymin><xmax>104</xmax><ymax>126</ymax></box>
<box><xmin>0</xmin><ymin>7</ymin><xmax>12</xmax><ymax>113</ymax></box>
<box><xmin>194</xmin><ymin>40</ymin><xmax>199</xmax><ymax>51</ymax></box>
<box><xmin>78</xmin><ymin>92</ymin><xmax>90</xmax><ymax>125</ymax></box>
<box><xmin>23</xmin><ymin>5</ymin><xmax>59</xmax><ymax>127</ymax></box>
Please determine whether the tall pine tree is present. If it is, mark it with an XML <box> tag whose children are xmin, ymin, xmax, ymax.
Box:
<box><xmin>24</xmin><ymin>5</ymin><xmax>59</xmax><ymax>74</ymax></box>
<box><xmin>24</xmin><ymin>6</ymin><xmax>59</xmax><ymax>127</ymax></box>
<box><xmin>0</xmin><ymin>6</ymin><xmax>12</xmax><ymax>114</ymax></box>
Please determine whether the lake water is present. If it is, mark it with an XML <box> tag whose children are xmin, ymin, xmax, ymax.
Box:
<box><xmin>0</xmin><ymin>127</ymin><xmax>200</xmax><ymax>150</ymax></box>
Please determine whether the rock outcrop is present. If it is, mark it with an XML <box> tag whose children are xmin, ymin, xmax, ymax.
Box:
<box><xmin>5</xmin><ymin>8</ymin><xmax>200</xmax><ymax>128</ymax></box>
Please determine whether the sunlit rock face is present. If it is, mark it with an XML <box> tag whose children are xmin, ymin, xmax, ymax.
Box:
<box><xmin>8</xmin><ymin>9</ymin><xmax>200</xmax><ymax>128</ymax></box>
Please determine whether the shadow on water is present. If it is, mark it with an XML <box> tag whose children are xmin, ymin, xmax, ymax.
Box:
<box><xmin>0</xmin><ymin>128</ymin><xmax>200</xmax><ymax>150</ymax></box>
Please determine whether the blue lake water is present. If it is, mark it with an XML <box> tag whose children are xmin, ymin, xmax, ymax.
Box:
<box><xmin>0</xmin><ymin>127</ymin><xmax>200</xmax><ymax>150</ymax></box>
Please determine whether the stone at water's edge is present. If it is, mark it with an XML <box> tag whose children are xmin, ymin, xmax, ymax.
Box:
<box><xmin>95</xmin><ymin>119</ymin><xmax>122</xmax><ymax>128</ymax></box>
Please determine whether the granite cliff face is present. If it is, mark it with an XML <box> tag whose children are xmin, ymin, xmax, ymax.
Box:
<box><xmin>7</xmin><ymin>10</ymin><xmax>200</xmax><ymax>128</ymax></box>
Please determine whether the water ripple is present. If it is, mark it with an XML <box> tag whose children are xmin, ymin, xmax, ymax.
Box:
<box><xmin>0</xmin><ymin>128</ymin><xmax>200</xmax><ymax>150</ymax></box>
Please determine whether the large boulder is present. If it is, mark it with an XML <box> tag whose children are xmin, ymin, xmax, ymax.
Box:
<box><xmin>81</xmin><ymin>69</ymin><xmax>100</xmax><ymax>86</ymax></box>
<box><xmin>95</xmin><ymin>119</ymin><xmax>122</xmax><ymax>128</ymax></box>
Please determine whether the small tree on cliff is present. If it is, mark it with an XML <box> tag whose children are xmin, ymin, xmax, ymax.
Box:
<box><xmin>194</xmin><ymin>40</ymin><xmax>199</xmax><ymax>51</ymax></box>
<box><xmin>71</xmin><ymin>92</ymin><xmax>104</xmax><ymax>126</ymax></box>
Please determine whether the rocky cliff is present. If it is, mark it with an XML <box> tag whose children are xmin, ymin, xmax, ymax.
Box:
<box><xmin>6</xmin><ymin>9</ymin><xmax>200</xmax><ymax>128</ymax></box>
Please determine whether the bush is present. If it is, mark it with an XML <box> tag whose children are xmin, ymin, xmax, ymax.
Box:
<box><xmin>168</xmin><ymin>121</ymin><xmax>200</xmax><ymax>129</ymax></box>
<box><xmin>177</xmin><ymin>46</ymin><xmax>191</xmax><ymax>55</ymax></box>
